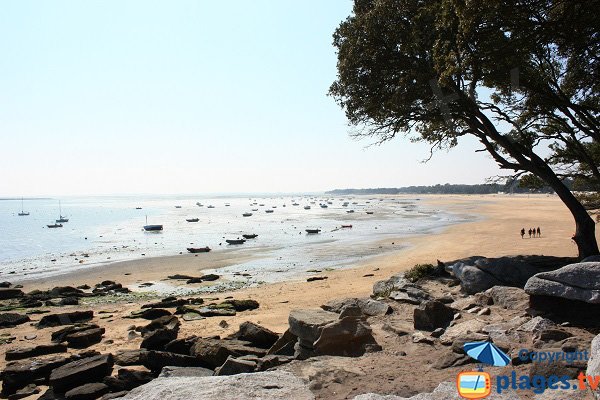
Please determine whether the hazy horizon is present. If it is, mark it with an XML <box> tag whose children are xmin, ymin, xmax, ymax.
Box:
<box><xmin>1</xmin><ymin>1</ymin><xmax>503</xmax><ymax>197</ymax></box>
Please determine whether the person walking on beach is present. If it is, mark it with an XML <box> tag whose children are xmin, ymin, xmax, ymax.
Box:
<box><xmin>537</xmin><ymin>227</ymin><xmax>541</xmax><ymax>237</ymax></box>
<box><xmin>521</xmin><ymin>228</ymin><xmax>525</xmax><ymax>239</ymax></box>
<box><xmin>528</xmin><ymin>228</ymin><xmax>532</xmax><ymax>238</ymax></box>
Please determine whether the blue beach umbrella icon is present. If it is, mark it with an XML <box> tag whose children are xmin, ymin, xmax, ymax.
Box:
<box><xmin>463</xmin><ymin>341</ymin><xmax>511</xmax><ymax>367</ymax></box>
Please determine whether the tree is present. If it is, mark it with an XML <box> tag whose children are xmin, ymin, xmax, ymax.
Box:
<box><xmin>329</xmin><ymin>0</ymin><xmax>600</xmax><ymax>258</ymax></box>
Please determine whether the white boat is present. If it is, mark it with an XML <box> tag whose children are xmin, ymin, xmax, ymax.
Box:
<box><xmin>18</xmin><ymin>197</ymin><xmax>29</xmax><ymax>216</ymax></box>
<box><xmin>304</xmin><ymin>205</ymin><xmax>311</xmax><ymax>210</ymax></box>
<box><xmin>56</xmin><ymin>201</ymin><xmax>69</xmax><ymax>223</ymax></box>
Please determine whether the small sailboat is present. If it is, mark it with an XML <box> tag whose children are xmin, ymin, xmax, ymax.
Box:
<box><xmin>242</xmin><ymin>234</ymin><xmax>258</xmax><ymax>239</ymax></box>
<box><xmin>18</xmin><ymin>197</ymin><xmax>29</xmax><ymax>216</ymax></box>
<box><xmin>47</xmin><ymin>223</ymin><xmax>63</xmax><ymax>228</ymax></box>
<box><xmin>186</xmin><ymin>218</ymin><xmax>200</xmax><ymax>222</ymax></box>
<box><xmin>56</xmin><ymin>201</ymin><xmax>69</xmax><ymax>223</ymax></box>
<box><xmin>305</xmin><ymin>229</ymin><xmax>321</xmax><ymax>234</ymax></box>
<box><xmin>242</xmin><ymin>212</ymin><xmax>253</xmax><ymax>217</ymax></box>
<box><xmin>226</xmin><ymin>238</ymin><xmax>246</xmax><ymax>245</ymax></box>
<box><xmin>143</xmin><ymin>216</ymin><xmax>163</xmax><ymax>231</ymax></box>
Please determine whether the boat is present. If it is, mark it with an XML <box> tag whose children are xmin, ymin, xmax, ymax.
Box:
<box><xmin>265</xmin><ymin>209</ymin><xmax>274</xmax><ymax>213</ymax></box>
<box><xmin>305</xmin><ymin>229</ymin><xmax>321</xmax><ymax>234</ymax></box>
<box><xmin>242</xmin><ymin>234</ymin><xmax>258</xmax><ymax>239</ymax></box>
<box><xmin>135</xmin><ymin>207</ymin><xmax>142</xmax><ymax>210</ymax></box>
<box><xmin>143</xmin><ymin>216</ymin><xmax>163</xmax><ymax>231</ymax></box>
<box><xmin>242</xmin><ymin>212</ymin><xmax>253</xmax><ymax>217</ymax></box>
<box><xmin>187</xmin><ymin>247</ymin><xmax>211</xmax><ymax>253</ymax></box>
<box><xmin>292</xmin><ymin>203</ymin><xmax>299</xmax><ymax>206</ymax></box>
<box><xmin>186</xmin><ymin>218</ymin><xmax>199</xmax><ymax>222</ymax></box>
<box><xmin>47</xmin><ymin>223</ymin><xmax>63</xmax><ymax>228</ymax></box>
<box><xmin>18</xmin><ymin>197</ymin><xmax>29</xmax><ymax>216</ymax></box>
<box><xmin>252</xmin><ymin>209</ymin><xmax>258</xmax><ymax>211</ymax></box>
<box><xmin>226</xmin><ymin>239</ymin><xmax>246</xmax><ymax>245</ymax></box>
<box><xmin>196</xmin><ymin>202</ymin><xmax>203</xmax><ymax>207</ymax></box>
<box><xmin>304</xmin><ymin>206</ymin><xmax>311</xmax><ymax>210</ymax></box>
<box><xmin>347</xmin><ymin>210</ymin><xmax>355</xmax><ymax>213</ymax></box>
<box><xmin>175</xmin><ymin>205</ymin><xmax>182</xmax><ymax>209</ymax></box>
<box><xmin>341</xmin><ymin>225</ymin><xmax>353</xmax><ymax>228</ymax></box>
<box><xmin>366</xmin><ymin>211</ymin><xmax>374</xmax><ymax>214</ymax></box>
<box><xmin>56</xmin><ymin>201</ymin><xmax>69</xmax><ymax>223</ymax></box>
<box><xmin>225</xmin><ymin>203</ymin><xmax>231</xmax><ymax>207</ymax></box>
<box><xmin>320</xmin><ymin>204</ymin><xmax>328</xmax><ymax>208</ymax></box>
<box><xmin>207</xmin><ymin>205</ymin><xmax>215</xmax><ymax>208</ymax></box>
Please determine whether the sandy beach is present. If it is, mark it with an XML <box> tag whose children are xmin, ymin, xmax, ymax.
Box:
<box><xmin>2</xmin><ymin>194</ymin><xmax>587</xmax><ymax>360</ymax></box>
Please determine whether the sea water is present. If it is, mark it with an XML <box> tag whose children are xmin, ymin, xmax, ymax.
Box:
<box><xmin>0</xmin><ymin>194</ymin><xmax>471</xmax><ymax>283</ymax></box>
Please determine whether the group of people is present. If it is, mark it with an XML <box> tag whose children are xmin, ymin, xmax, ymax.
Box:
<box><xmin>521</xmin><ymin>227</ymin><xmax>541</xmax><ymax>238</ymax></box>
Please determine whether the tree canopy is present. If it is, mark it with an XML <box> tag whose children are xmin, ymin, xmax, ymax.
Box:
<box><xmin>330</xmin><ymin>0</ymin><xmax>600</xmax><ymax>257</ymax></box>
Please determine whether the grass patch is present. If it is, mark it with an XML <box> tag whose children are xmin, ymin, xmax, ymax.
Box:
<box><xmin>404</xmin><ymin>263</ymin><xmax>439</xmax><ymax>283</ymax></box>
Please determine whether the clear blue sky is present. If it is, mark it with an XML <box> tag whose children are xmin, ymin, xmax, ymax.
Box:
<box><xmin>0</xmin><ymin>0</ymin><xmax>502</xmax><ymax>196</ymax></box>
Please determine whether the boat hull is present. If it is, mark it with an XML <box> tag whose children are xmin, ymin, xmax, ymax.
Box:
<box><xmin>144</xmin><ymin>225</ymin><xmax>163</xmax><ymax>231</ymax></box>
<box><xmin>187</xmin><ymin>247</ymin><xmax>211</xmax><ymax>253</ymax></box>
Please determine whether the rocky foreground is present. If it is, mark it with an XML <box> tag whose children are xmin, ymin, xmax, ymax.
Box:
<box><xmin>0</xmin><ymin>255</ymin><xmax>599</xmax><ymax>399</ymax></box>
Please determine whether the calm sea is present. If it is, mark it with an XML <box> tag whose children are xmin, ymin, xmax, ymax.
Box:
<box><xmin>0</xmin><ymin>194</ymin><xmax>469</xmax><ymax>283</ymax></box>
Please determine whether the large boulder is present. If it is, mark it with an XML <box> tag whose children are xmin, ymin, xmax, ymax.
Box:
<box><xmin>525</xmin><ymin>262</ymin><xmax>600</xmax><ymax>323</ymax></box>
<box><xmin>49</xmin><ymin>354</ymin><xmax>114</xmax><ymax>393</ymax></box>
<box><xmin>226</xmin><ymin>321</ymin><xmax>279</xmax><ymax>349</ymax></box>
<box><xmin>0</xmin><ymin>288</ymin><xmax>24</xmax><ymax>300</ymax></box>
<box><xmin>413</xmin><ymin>301</ymin><xmax>455</xmax><ymax>331</ymax></box>
<box><xmin>312</xmin><ymin>316</ymin><xmax>380</xmax><ymax>357</ymax></box>
<box><xmin>0</xmin><ymin>313</ymin><xmax>30</xmax><ymax>328</ymax></box>
<box><xmin>5</xmin><ymin>343</ymin><xmax>68</xmax><ymax>361</ymax></box>
<box><xmin>190</xmin><ymin>338</ymin><xmax>266</xmax><ymax>369</ymax></box>
<box><xmin>64</xmin><ymin>382</ymin><xmax>110</xmax><ymax>400</ymax></box>
<box><xmin>1</xmin><ymin>355</ymin><xmax>71</xmax><ymax>395</ymax></box>
<box><xmin>486</xmin><ymin>286</ymin><xmax>530</xmax><ymax>309</ymax></box>
<box><xmin>448</xmin><ymin>256</ymin><xmax>539</xmax><ymax>294</ymax></box>
<box><xmin>120</xmin><ymin>371</ymin><xmax>314</xmax><ymax>400</ymax></box>
<box><xmin>321</xmin><ymin>298</ymin><xmax>392</xmax><ymax>316</ymax></box>
<box><xmin>37</xmin><ymin>311</ymin><xmax>94</xmax><ymax>328</ymax></box>
<box><xmin>288</xmin><ymin>309</ymin><xmax>338</xmax><ymax>345</ymax></box>
<box><xmin>588</xmin><ymin>334</ymin><xmax>600</xmax><ymax>399</ymax></box>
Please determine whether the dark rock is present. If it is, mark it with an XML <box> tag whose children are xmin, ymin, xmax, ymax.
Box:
<box><xmin>141</xmin><ymin>298</ymin><xmax>189</xmax><ymax>309</ymax></box>
<box><xmin>164</xmin><ymin>336</ymin><xmax>198</xmax><ymax>355</ymax></box>
<box><xmin>64</xmin><ymin>383</ymin><xmax>110</xmax><ymax>400</ymax></box>
<box><xmin>266</xmin><ymin>329</ymin><xmax>297</xmax><ymax>356</ymax></box>
<box><xmin>306</xmin><ymin>276</ymin><xmax>328</xmax><ymax>282</ymax></box>
<box><xmin>255</xmin><ymin>355</ymin><xmax>294</xmax><ymax>371</ymax></box>
<box><xmin>431</xmin><ymin>328</ymin><xmax>445</xmax><ymax>338</ymax></box>
<box><xmin>214</xmin><ymin>356</ymin><xmax>257</xmax><ymax>376</ymax></box>
<box><xmin>167</xmin><ymin>274</ymin><xmax>196</xmax><ymax>280</ymax></box>
<box><xmin>312</xmin><ymin>316</ymin><xmax>380</xmax><ymax>357</ymax></box>
<box><xmin>19</xmin><ymin>298</ymin><xmax>44</xmax><ymax>308</ymax></box>
<box><xmin>65</xmin><ymin>327</ymin><xmax>105</xmax><ymax>348</ymax></box>
<box><xmin>52</xmin><ymin>324</ymin><xmax>100</xmax><ymax>343</ymax></box>
<box><xmin>227</xmin><ymin>321</ymin><xmax>279</xmax><ymax>349</ymax></box>
<box><xmin>8</xmin><ymin>383</ymin><xmax>40</xmax><ymax>400</ymax></box>
<box><xmin>432</xmin><ymin>351</ymin><xmax>475</xmax><ymax>369</ymax></box>
<box><xmin>413</xmin><ymin>300</ymin><xmax>455</xmax><ymax>331</ymax></box>
<box><xmin>2</xmin><ymin>356</ymin><xmax>71</xmax><ymax>395</ymax></box>
<box><xmin>221</xmin><ymin>299</ymin><xmax>259</xmax><ymax>312</ymax></box>
<box><xmin>99</xmin><ymin>391</ymin><xmax>128</xmax><ymax>400</ymax></box>
<box><xmin>191</xmin><ymin>307</ymin><xmax>236</xmax><ymax>317</ymax></box>
<box><xmin>533</xmin><ymin>329</ymin><xmax>572</xmax><ymax>348</ymax></box>
<box><xmin>49</xmin><ymin>354</ymin><xmax>114</xmax><ymax>393</ymax></box>
<box><xmin>389</xmin><ymin>286</ymin><xmax>431</xmax><ymax>305</ymax></box>
<box><xmin>0</xmin><ymin>313</ymin><xmax>30</xmax><ymax>328</ymax></box>
<box><xmin>0</xmin><ymin>282</ymin><xmax>12</xmax><ymax>288</ymax></box>
<box><xmin>103</xmin><ymin>369</ymin><xmax>154</xmax><ymax>392</ymax></box>
<box><xmin>37</xmin><ymin>311</ymin><xmax>94</xmax><ymax>328</ymax></box>
<box><xmin>529</xmin><ymin>358</ymin><xmax>586</xmax><ymax>381</ymax></box>
<box><xmin>525</xmin><ymin>262</ymin><xmax>600</xmax><ymax>303</ymax></box>
<box><xmin>128</xmin><ymin>309</ymin><xmax>171</xmax><ymax>320</ymax></box>
<box><xmin>5</xmin><ymin>343</ymin><xmax>68</xmax><ymax>361</ymax></box>
<box><xmin>200</xmin><ymin>274</ymin><xmax>220</xmax><ymax>281</ymax></box>
<box><xmin>143</xmin><ymin>350</ymin><xmax>210</xmax><ymax>373</ymax></box>
<box><xmin>114</xmin><ymin>350</ymin><xmax>148</xmax><ymax>366</ymax></box>
<box><xmin>140</xmin><ymin>316</ymin><xmax>180</xmax><ymax>335</ymax></box>
<box><xmin>321</xmin><ymin>298</ymin><xmax>392</xmax><ymax>316</ymax></box>
<box><xmin>49</xmin><ymin>286</ymin><xmax>85</xmax><ymax>298</ymax></box>
<box><xmin>140</xmin><ymin>328</ymin><xmax>178</xmax><ymax>351</ymax></box>
<box><xmin>191</xmin><ymin>338</ymin><xmax>267</xmax><ymax>369</ymax></box>
<box><xmin>60</xmin><ymin>297</ymin><xmax>80</xmax><ymax>306</ymax></box>
<box><xmin>0</xmin><ymin>288</ymin><xmax>24</xmax><ymax>300</ymax></box>
<box><xmin>528</xmin><ymin>295</ymin><xmax>600</xmax><ymax>326</ymax></box>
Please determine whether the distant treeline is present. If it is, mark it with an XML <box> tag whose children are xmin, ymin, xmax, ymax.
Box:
<box><xmin>326</xmin><ymin>183</ymin><xmax>555</xmax><ymax>195</ymax></box>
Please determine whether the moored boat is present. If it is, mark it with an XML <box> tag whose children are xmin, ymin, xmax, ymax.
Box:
<box><xmin>226</xmin><ymin>239</ymin><xmax>246</xmax><ymax>245</ymax></box>
<box><xmin>143</xmin><ymin>216</ymin><xmax>163</xmax><ymax>231</ymax></box>
<box><xmin>242</xmin><ymin>234</ymin><xmax>258</xmax><ymax>239</ymax></box>
<box><xmin>186</xmin><ymin>218</ymin><xmax>199</xmax><ymax>222</ymax></box>
<box><xmin>47</xmin><ymin>223</ymin><xmax>63</xmax><ymax>228</ymax></box>
<box><xmin>265</xmin><ymin>209</ymin><xmax>274</xmax><ymax>213</ymax></box>
<box><xmin>305</xmin><ymin>229</ymin><xmax>321</xmax><ymax>234</ymax></box>
<box><xmin>341</xmin><ymin>225</ymin><xmax>353</xmax><ymax>228</ymax></box>
<box><xmin>304</xmin><ymin>206</ymin><xmax>311</xmax><ymax>210</ymax></box>
<box><xmin>242</xmin><ymin>212</ymin><xmax>253</xmax><ymax>217</ymax></box>
<box><xmin>187</xmin><ymin>247</ymin><xmax>211</xmax><ymax>253</ymax></box>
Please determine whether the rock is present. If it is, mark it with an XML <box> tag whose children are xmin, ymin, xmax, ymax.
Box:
<box><xmin>431</xmin><ymin>328</ymin><xmax>445</xmax><ymax>338</ymax></box>
<box><xmin>37</xmin><ymin>311</ymin><xmax>94</xmax><ymax>328</ymax></box>
<box><xmin>266</xmin><ymin>329</ymin><xmax>297</xmax><ymax>356</ymax></box>
<box><xmin>182</xmin><ymin>313</ymin><xmax>204</xmax><ymax>321</ymax></box>
<box><xmin>372</xmin><ymin>274</ymin><xmax>412</xmax><ymax>297</ymax></box>
<box><xmin>5</xmin><ymin>343</ymin><xmax>68</xmax><ymax>361</ymax></box>
<box><xmin>158</xmin><ymin>366</ymin><xmax>213</xmax><ymax>378</ymax></box>
<box><xmin>529</xmin><ymin>358</ymin><xmax>585</xmax><ymax>381</ymax></box>
<box><xmin>65</xmin><ymin>383</ymin><xmax>110</xmax><ymax>400</ymax></box>
<box><xmin>120</xmin><ymin>370</ymin><xmax>314</xmax><ymax>400</ymax></box>
<box><xmin>114</xmin><ymin>349</ymin><xmax>148</xmax><ymax>366</ymax></box>
<box><xmin>65</xmin><ymin>327</ymin><xmax>105</xmax><ymax>348</ymax></box>
<box><xmin>0</xmin><ymin>281</ymin><xmax>12</xmax><ymax>288</ymax></box>
<box><xmin>288</xmin><ymin>309</ymin><xmax>338</xmax><ymax>345</ymax></box>
<box><xmin>525</xmin><ymin>262</ymin><xmax>600</xmax><ymax>303</ymax></box>
<box><xmin>49</xmin><ymin>286</ymin><xmax>86</xmax><ymax>298</ymax></box>
<box><xmin>321</xmin><ymin>298</ymin><xmax>392</xmax><ymax>316</ymax></box>
<box><xmin>144</xmin><ymin>350</ymin><xmax>208</xmax><ymax>372</ymax></box>
<box><xmin>141</xmin><ymin>328</ymin><xmax>178</xmax><ymax>351</ymax></box>
<box><xmin>164</xmin><ymin>336</ymin><xmax>198</xmax><ymax>355</ymax></box>
<box><xmin>0</xmin><ymin>313</ymin><xmax>30</xmax><ymax>328</ymax></box>
<box><xmin>312</xmin><ymin>316</ymin><xmax>380</xmax><ymax>357</ymax></box>
<box><xmin>518</xmin><ymin>316</ymin><xmax>557</xmax><ymax>333</ymax></box>
<box><xmin>413</xmin><ymin>300</ymin><xmax>455</xmax><ymax>331</ymax></box>
<box><xmin>451</xmin><ymin>333</ymin><xmax>491</xmax><ymax>354</ymax></box>
<box><xmin>412</xmin><ymin>332</ymin><xmax>434</xmax><ymax>344</ymax></box>
<box><xmin>129</xmin><ymin>309</ymin><xmax>172</xmax><ymax>320</ymax></box>
<box><xmin>142</xmin><ymin>298</ymin><xmax>190</xmax><ymax>309</ymax></box>
<box><xmin>214</xmin><ymin>356</ymin><xmax>257</xmax><ymax>376</ymax></box>
<box><xmin>8</xmin><ymin>383</ymin><xmax>40</xmax><ymax>399</ymax></box>
<box><xmin>220</xmin><ymin>299</ymin><xmax>259</xmax><ymax>312</ymax></box>
<box><xmin>49</xmin><ymin>354</ymin><xmax>114</xmax><ymax>393</ymax></box>
<box><xmin>1</xmin><ymin>355</ymin><xmax>71</xmax><ymax>395</ymax></box>
<box><xmin>588</xmin><ymin>333</ymin><xmax>600</xmax><ymax>399</ymax></box>
<box><xmin>227</xmin><ymin>321</ymin><xmax>279</xmax><ymax>349</ymax></box>
<box><xmin>191</xmin><ymin>338</ymin><xmax>267</xmax><ymax>369</ymax></box>
<box><xmin>439</xmin><ymin>319</ymin><xmax>488</xmax><ymax>345</ymax></box>
<box><xmin>255</xmin><ymin>354</ymin><xmax>294</xmax><ymax>371</ymax></box>
<box><xmin>307</xmin><ymin>276</ymin><xmax>328</xmax><ymax>282</ymax></box>
<box><xmin>388</xmin><ymin>286</ymin><xmax>431</xmax><ymax>305</ymax></box>
<box><xmin>486</xmin><ymin>286</ymin><xmax>530</xmax><ymax>309</ymax></box>
<box><xmin>140</xmin><ymin>316</ymin><xmax>180</xmax><ymax>335</ymax></box>
<box><xmin>192</xmin><ymin>307</ymin><xmax>236</xmax><ymax>317</ymax></box>
<box><xmin>532</xmin><ymin>329</ymin><xmax>572</xmax><ymax>348</ymax></box>
<box><xmin>200</xmin><ymin>274</ymin><xmax>220</xmax><ymax>281</ymax></box>
<box><xmin>52</xmin><ymin>324</ymin><xmax>101</xmax><ymax>343</ymax></box>
<box><xmin>382</xmin><ymin>323</ymin><xmax>410</xmax><ymax>337</ymax></box>
<box><xmin>103</xmin><ymin>369</ymin><xmax>154</xmax><ymax>392</ymax></box>
<box><xmin>477</xmin><ymin>307</ymin><xmax>491</xmax><ymax>316</ymax></box>
<box><xmin>432</xmin><ymin>351</ymin><xmax>474</xmax><ymax>369</ymax></box>
<box><xmin>0</xmin><ymin>288</ymin><xmax>24</xmax><ymax>300</ymax></box>
<box><xmin>100</xmin><ymin>391</ymin><xmax>129</xmax><ymax>400</ymax></box>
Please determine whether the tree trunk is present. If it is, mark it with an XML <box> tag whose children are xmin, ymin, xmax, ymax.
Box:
<box><xmin>541</xmin><ymin>168</ymin><xmax>600</xmax><ymax>259</ymax></box>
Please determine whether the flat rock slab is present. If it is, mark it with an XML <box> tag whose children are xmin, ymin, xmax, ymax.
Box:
<box><xmin>158</xmin><ymin>366</ymin><xmax>213</xmax><ymax>378</ymax></box>
<box><xmin>288</xmin><ymin>309</ymin><xmax>338</xmax><ymax>343</ymax></box>
<box><xmin>65</xmin><ymin>383</ymin><xmax>110</xmax><ymax>400</ymax></box>
<box><xmin>0</xmin><ymin>288</ymin><xmax>24</xmax><ymax>300</ymax></box>
<box><xmin>37</xmin><ymin>311</ymin><xmax>94</xmax><ymax>328</ymax></box>
<box><xmin>5</xmin><ymin>343</ymin><xmax>68</xmax><ymax>361</ymax></box>
<box><xmin>321</xmin><ymin>298</ymin><xmax>392</xmax><ymax>316</ymax></box>
<box><xmin>121</xmin><ymin>371</ymin><xmax>314</xmax><ymax>400</ymax></box>
<box><xmin>49</xmin><ymin>354</ymin><xmax>114</xmax><ymax>393</ymax></box>
<box><xmin>525</xmin><ymin>262</ymin><xmax>600</xmax><ymax>303</ymax></box>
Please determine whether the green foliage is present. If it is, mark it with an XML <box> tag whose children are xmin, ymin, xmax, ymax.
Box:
<box><xmin>518</xmin><ymin>174</ymin><xmax>546</xmax><ymax>190</ymax></box>
<box><xmin>404</xmin><ymin>263</ymin><xmax>438</xmax><ymax>283</ymax></box>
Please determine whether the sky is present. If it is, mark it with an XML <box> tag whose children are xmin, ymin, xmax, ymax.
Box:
<box><xmin>0</xmin><ymin>0</ymin><xmax>503</xmax><ymax>196</ymax></box>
